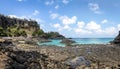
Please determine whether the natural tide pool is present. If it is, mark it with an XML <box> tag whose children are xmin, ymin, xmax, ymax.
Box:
<box><xmin>38</xmin><ymin>38</ymin><xmax>114</xmax><ymax>46</ymax></box>
<box><xmin>38</xmin><ymin>39</ymin><xmax>65</xmax><ymax>47</ymax></box>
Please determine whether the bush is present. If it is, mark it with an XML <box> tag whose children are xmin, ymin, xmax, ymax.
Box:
<box><xmin>32</xmin><ymin>29</ymin><xmax>44</xmax><ymax>36</ymax></box>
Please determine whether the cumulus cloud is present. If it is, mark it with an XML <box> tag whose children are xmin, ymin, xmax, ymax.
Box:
<box><xmin>63</xmin><ymin>25</ymin><xmax>71</xmax><ymax>30</ymax></box>
<box><xmin>74</xmin><ymin>20</ymin><xmax>117</xmax><ymax>37</ymax></box>
<box><xmin>101</xmin><ymin>19</ymin><xmax>108</xmax><ymax>24</ymax></box>
<box><xmin>50</xmin><ymin>13</ymin><xmax>59</xmax><ymax>19</ymax></box>
<box><xmin>52</xmin><ymin>15</ymin><xmax>117</xmax><ymax>37</ymax></box>
<box><xmin>9</xmin><ymin>14</ymin><xmax>44</xmax><ymax>24</ymax></box>
<box><xmin>117</xmin><ymin>24</ymin><xmax>120</xmax><ymax>30</ymax></box>
<box><xmin>62</xmin><ymin>0</ymin><xmax>69</xmax><ymax>4</ymax></box>
<box><xmin>33</xmin><ymin>10</ymin><xmax>39</xmax><ymax>16</ymax></box>
<box><xmin>9</xmin><ymin>15</ymin><xmax>27</xmax><ymax>19</ymax></box>
<box><xmin>52</xmin><ymin>15</ymin><xmax>76</xmax><ymax>31</ymax></box>
<box><xmin>86</xmin><ymin>21</ymin><xmax>101</xmax><ymax>30</ymax></box>
<box><xmin>89</xmin><ymin>3</ymin><xmax>99</xmax><ymax>11</ymax></box>
<box><xmin>45</xmin><ymin>0</ymin><xmax>54</xmax><ymax>5</ymax></box>
<box><xmin>59</xmin><ymin>16</ymin><xmax>77</xmax><ymax>25</ymax></box>
<box><xmin>104</xmin><ymin>27</ymin><xmax>117</xmax><ymax>36</ymax></box>
<box><xmin>75</xmin><ymin>28</ymin><xmax>92</xmax><ymax>35</ymax></box>
<box><xmin>53</xmin><ymin>23</ymin><xmax>71</xmax><ymax>31</ymax></box>
<box><xmin>53</xmin><ymin>23</ymin><xmax>61</xmax><ymax>28</ymax></box>
<box><xmin>17</xmin><ymin>0</ymin><xmax>26</xmax><ymax>2</ymax></box>
<box><xmin>55</xmin><ymin>5</ymin><xmax>59</xmax><ymax>9</ymax></box>
<box><xmin>88</xmin><ymin>3</ymin><xmax>102</xmax><ymax>14</ymax></box>
<box><xmin>77</xmin><ymin>21</ymin><xmax>85</xmax><ymax>28</ymax></box>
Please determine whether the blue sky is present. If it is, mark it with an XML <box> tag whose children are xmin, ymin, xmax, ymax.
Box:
<box><xmin>0</xmin><ymin>0</ymin><xmax>120</xmax><ymax>38</ymax></box>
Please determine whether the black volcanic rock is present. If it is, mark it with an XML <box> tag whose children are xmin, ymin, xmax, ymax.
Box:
<box><xmin>112</xmin><ymin>31</ymin><xmax>120</xmax><ymax>45</ymax></box>
<box><xmin>60</xmin><ymin>39</ymin><xmax>76</xmax><ymax>45</ymax></box>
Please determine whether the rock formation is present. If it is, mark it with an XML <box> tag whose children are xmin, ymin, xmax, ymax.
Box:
<box><xmin>60</xmin><ymin>39</ymin><xmax>76</xmax><ymax>45</ymax></box>
<box><xmin>111</xmin><ymin>31</ymin><xmax>120</xmax><ymax>45</ymax></box>
<box><xmin>0</xmin><ymin>14</ymin><xmax>40</xmax><ymax>37</ymax></box>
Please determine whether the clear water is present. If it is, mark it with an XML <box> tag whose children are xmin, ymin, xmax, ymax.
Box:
<box><xmin>38</xmin><ymin>38</ymin><xmax>114</xmax><ymax>46</ymax></box>
<box><xmin>71</xmin><ymin>38</ymin><xmax>114</xmax><ymax>44</ymax></box>
<box><xmin>38</xmin><ymin>39</ymin><xmax>65</xmax><ymax>47</ymax></box>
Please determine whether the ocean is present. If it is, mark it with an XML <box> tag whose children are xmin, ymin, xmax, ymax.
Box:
<box><xmin>38</xmin><ymin>38</ymin><xmax>114</xmax><ymax>47</ymax></box>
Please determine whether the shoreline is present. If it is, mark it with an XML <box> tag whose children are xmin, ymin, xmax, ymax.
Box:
<box><xmin>0</xmin><ymin>37</ymin><xmax>120</xmax><ymax>69</ymax></box>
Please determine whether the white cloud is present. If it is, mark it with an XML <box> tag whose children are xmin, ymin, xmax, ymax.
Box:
<box><xmin>62</xmin><ymin>0</ymin><xmax>69</xmax><ymax>4</ymax></box>
<box><xmin>55</xmin><ymin>5</ymin><xmax>59</xmax><ymax>9</ymax></box>
<box><xmin>59</xmin><ymin>16</ymin><xmax>77</xmax><ymax>25</ymax></box>
<box><xmin>101</xmin><ymin>19</ymin><xmax>108</xmax><ymax>24</ymax></box>
<box><xmin>63</xmin><ymin>25</ymin><xmax>71</xmax><ymax>30</ymax></box>
<box><xmin>104</xmin><ymin>27</ymin><xmax>117</xmax><ymax>36</ymax></box>
<box><xmin>9</xmin><ymin>15</ymin><xmax>27</xmax><ymax>19</ymax></box>
<box><xmin>50</xmin><ymin>13</ymin><xmax>59</xmax><ymax>19</ymax></box>
<box><xmin>9</xmin><ymin>14</ymin><xmax>44</xmax><ymax>24</ymax></box>
<box><xmin>88</xmin><ymin>3</ymin><xmax>102</xmax><ymax>14</ymax></box>
<box><xmin>77</xmin><ymin>21</ymin><xmax>85</xmax><ymax>28</ymax></box>
<box><xmin>17</xmin><ymin>0</ymin><xmax>26</xmax><ymax>2</ymax></box>
<box><xmin>75</xmin><ymin>28</ymin><xmax>92</xmax><ymax>35</ymax></box>
<box><xmin>52</xmin><ymin>15</ymin><xmax>77</xmax><ymax>31</ymax></box>
<box><xmin>33</xmin><ymin>10</ymin><xmax>39</xmax><ymax>16</ymax></box>
<box><xmin>45</xmin><ymin>0</ymin><xmax>54</xmax><ymax>5</ymax></box>
<box><xmin>74</xmin><ymin>20</ymin><xmax>118</xmax><ymax>37</ymax></box>
<box><xmin>86</xmin><ymin>21</ymin><xmax>101</xmax><ymax>30</ymax></box>
<box><xmin>117</xmin><ymin>24</ymin><xmax>120</xmax><ymax>30</ymax></box>
<box><xmin>53</xmin><ymin>23</ymin><xmax>71</xmax><ymax>31</ymax></box>
<box><xmin>53</xmin><ymin>23</ymin><xmax>61</xmax><ymax>28</ymax></box>
<box><xmin>89</xmin><ymin>3</ymin><xmax>99</xmax><ymax>11</ymax></box>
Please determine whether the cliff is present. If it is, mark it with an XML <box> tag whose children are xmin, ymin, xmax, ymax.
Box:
<box><xmin>0</xmin><ymin>14</ymin><xmax>65</xmax><ymax>39</ymax></box>
<box><xmin>0</xmin><ymin>14</ymin><xmax>40</xmax><ymax>37</ymax></box>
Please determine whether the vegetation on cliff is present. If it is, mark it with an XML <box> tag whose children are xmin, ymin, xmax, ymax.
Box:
<box><xmin>0</xmin><ymin>14</ymin><xmax>65</xmax><ymax>39</ymax></box>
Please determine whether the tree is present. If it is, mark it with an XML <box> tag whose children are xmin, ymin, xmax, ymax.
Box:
<box><xmin>32</xmin><ymin>29</ymin><xmax>44</xmax><ymax>36</ymax></box>
<box><xmin>0</xmin><ymin>26</ymin><xmax>7</xmax><ymax>36</ymax></box>
<box><xmin>19</xmin><ymin>30</ymin><xmax>27</xmax><ymax>36</ymax></box>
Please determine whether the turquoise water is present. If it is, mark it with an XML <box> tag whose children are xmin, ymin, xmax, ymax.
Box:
<box><xmin>71</xmin><ymin>38</ymin><xmax>114</xmax><ymax>44</ymax></box>
<box><xmin>38</xmin><ymin>38</ymin><xmax>114</xmax><ymax>46</ymax></box>
<box><xmin>38</xmin><ymin>39</ymin><xmax>65</xmax><ymax>47</ymax></box>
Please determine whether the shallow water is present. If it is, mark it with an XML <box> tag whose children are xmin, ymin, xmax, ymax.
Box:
<box><xmin>38</xmin><ymin>38</ymin><xmax>114</xmax><ymax>46</ymax></box>
<box><xmin>38</xmin><ymin>39</ymin><xmax>65</xmax><ymax>47</ymax></box>
<box><xmin>71</xmin><ymin>38</ymin><xmax>114</xmax><ymax>44</ymax></box>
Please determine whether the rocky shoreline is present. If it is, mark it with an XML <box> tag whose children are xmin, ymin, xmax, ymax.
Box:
<box><xmin>0</xmin><ymin>37</ymin><xmax>120</xmax><ymax>69</ymax></box>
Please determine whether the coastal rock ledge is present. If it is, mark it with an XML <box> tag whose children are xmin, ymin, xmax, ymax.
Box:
<box><xmin>111</xmin><ymin>31</ymin><xmax>120</xmax><ymax>45</ymax></box>
<box><xmin>0</xmin><ymin>37</ymin><xmax>120</xmax><ymax>69</ymax></box>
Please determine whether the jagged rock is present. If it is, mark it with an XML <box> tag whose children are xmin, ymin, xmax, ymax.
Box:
<box><xmin>60</xmin><ymin>39</ymin><xmax>76</xmax><ymax>45</ymax></box>
<box><xmin>111</xmin><ymin>31</ymin><xmax>120</xmax><ymax>45</ymax></box>
<box><xmin>0</xmin><ymin>39</ymin><xmax>12</xmax><ymax>46</ymax></box>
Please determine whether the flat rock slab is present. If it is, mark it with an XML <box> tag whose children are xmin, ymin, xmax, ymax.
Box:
<box><xmin>64</xmin><ymin>56</ymin><xmax>90</xmax><ymax>68</ymax></box>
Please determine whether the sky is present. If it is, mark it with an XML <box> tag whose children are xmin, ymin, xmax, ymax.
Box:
<box><xmin>0</xmin><ymin>0</ymin><xmax>120</xmax><ymax>38</ymax></box>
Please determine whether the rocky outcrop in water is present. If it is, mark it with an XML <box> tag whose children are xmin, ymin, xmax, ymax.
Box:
<box><xmin>60</xmin><ymin>39</ymin><xmax>76</xmax><ymax>45</ymax></box>
<box><xmin>111</xmin><ymin>31</ymin><xmax>120</xmax><ymax>45</ymax></box>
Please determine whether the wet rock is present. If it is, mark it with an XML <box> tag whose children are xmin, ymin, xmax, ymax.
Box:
<box><xmin>111</xmin><ymin>31</ymin><xmax>120</xmax><ymax>45</ymax></box>
<box><xmin>60</xmin><ymin>39</ymin><xmax>76</xmax><ymax>45</ymax></box>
